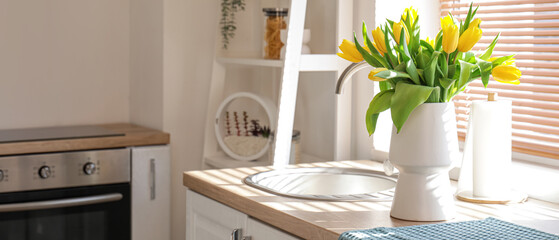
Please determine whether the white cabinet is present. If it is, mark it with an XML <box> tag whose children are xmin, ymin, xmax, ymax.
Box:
<box><xmin>245</xmin><ymin>217</ymin><xmax>300</xmax><ymax>240</ymax></box>
<box><xmin>131</xmin><ymin>145</ymin><xmax>171</xmax><ymax>240</ymax></box>
<box><xmin>186</xmin><ymin>190</ymin><xmax>300</xmax><ymax>240</ymax></box>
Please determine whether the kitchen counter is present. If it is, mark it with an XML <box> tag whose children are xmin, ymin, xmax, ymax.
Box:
<box><xmin>0</xmin><ymin>123</ymin><xmax>169</xmax><ymax>155</ymax></box>
<box><xmin>183</xmin><ymin>160</ymin><xmax>559</xmax><ymax>239</ymax></box>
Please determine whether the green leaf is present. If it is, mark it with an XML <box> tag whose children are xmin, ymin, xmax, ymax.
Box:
<box><xmin>399</xmin><ymin>28</ymin><xmax>411</xmax><ymax>61</ymax></box>
<box><xmin>383</xmin><ymin>24</ymin><xmax>399</xmax><ymax>67</ymax></box>
<box><xmin>439</xmin><ymin>53</ymin><xmax>448</xmax><ymax>77</ymax></box>
<box><xmin>420</xmin><ymin>40</ymin><xmax>434</xmax><ymax>53</ymax></box>
<box><xmin>363</xmin><ymin>23</ymin><xmax>390</xmax><ymax>68</ymax></box>
<box><xmin>417</xmin><ymin>52</ymin><xmax>429</xmax><ymax>69</ymax></box>
<box><xmin>434</xmin><ymin>30</ymin><xmax>443</xmax><ymax>51</ymax></box>
<box><xmin>476</xmin><ymin>58</ymin><xmax>493</xmax><ymax>87</ymax></box>
<box><xmin>391</xmin><ymin>82</ymin><xmax>435</xmax><ymax>133</ymax></box>
<box><xmin>424</xmin><ymin>51</ymin><xmax>441</xmax><ymax>87</ymax></box>
<box><xmin>353</xmin><ymin>34</ymin><xmax>383</xmax><ymax>68</ymax></box>
<box><xmin>379</xmin><ymin>81</ymin><xmax>391</xmax><ymax>91</ymax></box>
<box><xmin>448</xmin><ymin>64</ymin><xmax>457</xmax><ymax>79</ymax></box>
<box><xmin>459</xmin><ymin>52</ymin><xmax>476</xmax><ymax>63</ymax></box>
<box><xmin>366</xmin><ymin>89</ymin><xmax>395</xmax><ymax>135</ymax></box>
<box><xmin>394</xmin><ymin>62</ymin><xmax>407</xmax><ymax>72</ymax></box>
<box><xmin>439</xmin><ymin>77</ymin><xmax>456</xmax><ymax>89</ymax></box>
<box><xmin>479</xmin><ymin>33</ymin><xmax>500</xmax><ymax>60</ymax></box>
<box><xmin>374</xmin><ymin>70</ymin><xmax>411</xmax><ymax>80</ymax></box>
<box><xmin>368</xmin><ymin>89</ymin><xmax>395</xmax><ymax>114</ymax></box>
<box><xmin>366</xmin><ymin>113</ymin><xmax>380</xmax><ymax>136</ymax></box>
<box><xmin>409</xmin><ymin>23</ymin><xmax>421</xmax><ymax>55</ymax></box>
<box><xmin>406</xmin><ymin>60</ymin><xmax>420</xmax><ymax>85</ymax></box>
<box><xmin>458</xmin><ymin>60</ymin><xmax>475</xmax><ymax>90</ymax></box>
<box><xmin>426</xmin><ymin>86</ymin><xmax>441</xmax><ymax>103</ymax></box>
<box><xmin>362</xmin><ymin>22</ymin><xmax>369</xmax><ymax>46</ymax></box>
<box><xmin>491</xmin><ymin>54</ymin><xmax>515</xmax><ymax>67</ymax></box>
<box><xmin>461</xmin><ymin>3</ymin><xmax>475</xmax><ymax>34</ymax></box>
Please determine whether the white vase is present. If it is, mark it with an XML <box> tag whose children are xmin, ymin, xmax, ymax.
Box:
<box><xmin>388</xmin><ymin>102</ymin><xmax>459</xmax><ymax>221</ymax></box>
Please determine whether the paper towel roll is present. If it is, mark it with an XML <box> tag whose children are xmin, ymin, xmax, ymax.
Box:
<box><xmin>471</xmin><ymin>100</ymin><xmax>512</xmax><ymax>198</ymax></box>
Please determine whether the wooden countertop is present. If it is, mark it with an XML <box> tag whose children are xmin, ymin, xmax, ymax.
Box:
<box><xmin>183</xmin><ymin>160</ymin><xmax>559</xmax><ymax>240</ymax></box>
<box><xmin>0</xmin><ymin>123</ymin><xmax>169</xmax><ymax>155</ymax></box>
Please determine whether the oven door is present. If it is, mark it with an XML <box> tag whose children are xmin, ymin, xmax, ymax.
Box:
<box><xmin>0</xmin><ymin>183</ymin><xmax>130</xmax><ymax>240</ymax></box>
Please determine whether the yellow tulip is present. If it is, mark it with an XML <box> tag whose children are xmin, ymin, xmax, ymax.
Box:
<box><xmin>337</xmin><ymin>39</ymin><xmax>365</xmax><ymax>63</ymax></box>
<box><xmin>458</xmin><ymin>19</ymin><xmax>482</xmax><ymax>52</ymax></box>
<box><xmin>368</xmin><ymin>68</ymin><xmax>388</xmax><ymax>81</ymax></box>
<box><xmin>393</xmin><ymin>21</ymin><xmax>410</xmax><ymax>45</ymax></box>
<box><xmin>470</xmin><ymin>18</ymin><xmax>482</xmax><ymax>28</ymax></box>
<box><xmin>425</xmin><ymin>37</ymin><xmax>435</xmax><ymax>48</ymax></box>
<box><xmin>372</xmin><ymin>27</ymin><xmax>387</xmax><ymax>55</ymax></box>
<box><xmin>440</xmin><ymin>15</ymin><xmax>454</xmax><ymax>30</ymax></box>
<box><xmin>372</xmin><ymin>42</ymin><xmax>384</xmax><ymax>56</ymax></box>
<box><xmin>440</xmin><ymin>15</ymin><xmax>459</xmax><ymax>53</ymax></box>
<box><xmin>492</xmin><ymin>65</ymin><xmax>521</xmax><ymax>85</ymax></box>
<box><xmin>402</xmin><ymin>7</ymin><xmax>417</xmax><ymax>24</ymax></box>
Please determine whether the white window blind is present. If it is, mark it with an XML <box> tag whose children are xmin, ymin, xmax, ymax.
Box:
<box><xmin>441</xmin><ymin>0</ymin><xmax>559</xmax><ymax>160</ymax></box>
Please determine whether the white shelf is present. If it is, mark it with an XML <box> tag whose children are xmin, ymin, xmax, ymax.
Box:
<box><xmin>217</xmin><ymin>54</ymin><xmax>339</xmax><ymax>72</ymax></box>
<box><xmin>217</xmin><ymin>57</ymin><xmax>283</xmax><ymax>68</ymax></box>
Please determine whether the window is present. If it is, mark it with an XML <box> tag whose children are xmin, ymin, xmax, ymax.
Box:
<box><xmin>441</xmin><ymin>0</ymin><xmax>559</xmax><ymax>161</ymax></box>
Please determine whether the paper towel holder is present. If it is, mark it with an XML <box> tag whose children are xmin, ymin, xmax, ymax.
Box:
<box><xmin>488</xmin><ymin>92</ymin><xmax>498</xmax><ymax>101</ymax></box>
<box><xmin>455</xmin><ymin>92</ymin><xmax>528</xmax><ymax>204</ymax></box>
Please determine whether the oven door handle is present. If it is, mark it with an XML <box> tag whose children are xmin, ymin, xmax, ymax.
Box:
<box><xmin>0</xmin><ymin>193</ymin><xmax>123</xmax><ymax>212</ymax></box>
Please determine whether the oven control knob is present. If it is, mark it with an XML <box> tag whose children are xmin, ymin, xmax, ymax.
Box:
<box><xmin>38</xmin><ymin>166</ymin><xmax>51</xmax><ymax>179</ymax></box>
<box><xmin>0</xmin><ymin>170</ymin><xmax>4</xmax><ymax>181</ymax></box>
<box><xmin>83</xmin><ymin>162</ymin><xmax>96</xmax><ymax>175</ymax></box>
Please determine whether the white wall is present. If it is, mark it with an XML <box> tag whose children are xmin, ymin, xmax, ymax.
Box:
<box><xmin>0</xmin><ymin>0</ymin><xmax>130</xmax><ymax>129</ymax></box>
<box><xmin>130</xmin><ymin>0</ymin><xmax>164</xmax><ymax>130</ymax></box>
<box><xmin>129</xmin><ymin>1</ymin><xmax>218</xmax><ymax>240</ymax></box>
<box><xmin>165</xmin><ymin>1</ymin><xmax>218</xmax><ymax>240</ymax></box>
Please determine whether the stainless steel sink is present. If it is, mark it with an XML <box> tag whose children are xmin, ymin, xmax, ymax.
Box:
<box><xmin>243</xmin><ymin>167</ymin><xmax>396</xmax><ymax>201</ymax></box>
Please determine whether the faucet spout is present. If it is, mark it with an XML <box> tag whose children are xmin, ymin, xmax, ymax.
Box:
<box><xmin>335</xmin><ymin>62</ymin><xmax>373</xmax><ymax>94</ymax></box>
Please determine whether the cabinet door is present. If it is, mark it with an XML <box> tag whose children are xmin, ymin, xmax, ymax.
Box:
<box><xmin>186</xmin><ymin>190</ymin><xmax>246</xmax><ymax>240</ymax></box>
<box><xmin>246</xmin><ymin>217</ymin><xmax>301</xmax><ymax>240</ymax></box>
<box><xmin>131</xmin><ymin>145</ymin><xmax>171</xmax><ymax>240</ymax></box>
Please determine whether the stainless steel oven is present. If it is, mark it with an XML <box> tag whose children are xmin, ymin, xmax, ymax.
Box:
<box><xmin>0</xmin><ymin>148</ymin><xmax>130</xmax><ymax>240</ymax></box>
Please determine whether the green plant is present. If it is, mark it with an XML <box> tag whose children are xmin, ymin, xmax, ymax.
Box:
<box><xmin>220</xmin><ymin>0</ymin><xmax>246</xmax><ymax>49</ymax></box>
<box><xmin>337</xmin><ymin>5</ymin><xmax>521</xmax><ymax>135</ymax></box>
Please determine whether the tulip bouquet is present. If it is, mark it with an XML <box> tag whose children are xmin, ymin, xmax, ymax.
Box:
<box><xmin>337</xmin><ymin>5</ymin><xmax>521</xmax><ymax>135</ymax></box>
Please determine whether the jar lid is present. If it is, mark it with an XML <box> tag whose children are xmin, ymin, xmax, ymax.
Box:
<box><xmin>263</xmin><ymin>8</ymin><xmax>288</xmax><ymax>16</ymax></box>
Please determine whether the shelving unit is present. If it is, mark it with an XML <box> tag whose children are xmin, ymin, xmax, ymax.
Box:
<box><xmin>217</xmin><ymin>54</ymin><xmax>339</xmax><ymax>71</ymax></box>
<box><xmin>202</xmin><ymin>0</ymin><xmax>353</xmax><ymax>169</ymax></box>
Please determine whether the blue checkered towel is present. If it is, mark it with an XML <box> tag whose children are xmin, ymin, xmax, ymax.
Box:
<box><xmin>339</xmin><ymin>217</ymin><xmax>559</xmax><ymax>240</ymax></box>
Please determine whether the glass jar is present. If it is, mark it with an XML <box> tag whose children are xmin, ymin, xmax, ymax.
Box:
<box><xmin>262</xmin><ymin>8</ymin><xmax>288</xmax><ymax>59</ymax></box>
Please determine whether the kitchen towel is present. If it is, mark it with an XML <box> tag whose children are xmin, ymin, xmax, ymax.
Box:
<box><xmin>338</xmin><ymin>217</ymin><xmax>559</xmax><ymax>240</ymax></box>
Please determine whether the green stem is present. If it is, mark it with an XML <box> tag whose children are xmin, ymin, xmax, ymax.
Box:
<box><xmin>387</xmin><ymin>55</ymin><xmax>396</xmax><ymax>69</ymax></box>
<box><xmin>452</xmin><ymin>51</ymin><xmax>459</xmax><ymax>64</ymax></box>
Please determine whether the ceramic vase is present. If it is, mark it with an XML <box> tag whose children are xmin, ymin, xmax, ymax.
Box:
<box><xmin>388</xmin><ymin>102</ymin><xmax>459</xmax><ymax>221</ymax></box>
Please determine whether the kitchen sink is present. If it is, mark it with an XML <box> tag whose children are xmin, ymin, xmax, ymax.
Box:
<box><xmin>243</xmin><ymin>167</ymin><xmax>396</xmax><ymax>201</ymax></box>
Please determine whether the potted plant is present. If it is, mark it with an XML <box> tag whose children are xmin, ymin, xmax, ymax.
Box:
<box><xmin>337</xmin><ymin>5</ymin><xmax>521</xmax><ymax>221</ymax></box>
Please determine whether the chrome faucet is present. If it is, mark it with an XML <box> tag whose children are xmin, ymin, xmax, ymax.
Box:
<box><xmin>335</xmin><ymin>61</ymin><xmax>373</xmax><ymax>94</ymax></box>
